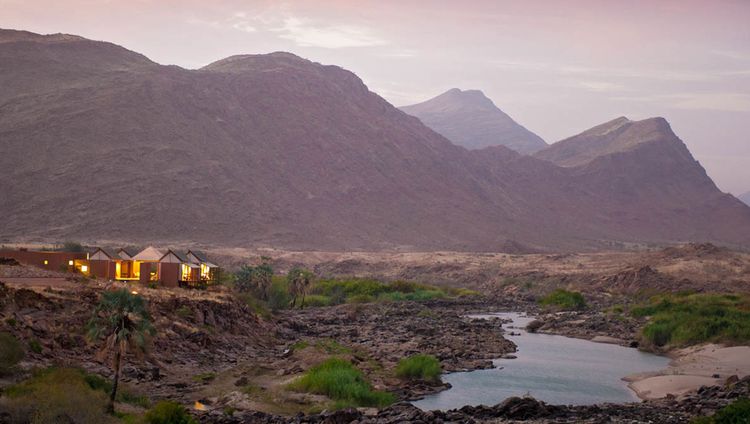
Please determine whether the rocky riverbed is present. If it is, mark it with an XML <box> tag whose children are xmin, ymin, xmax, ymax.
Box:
<box><xmin>199</xmin><ymin>376</ymin><xmax>750</xmax><ymax>423</ymax></box>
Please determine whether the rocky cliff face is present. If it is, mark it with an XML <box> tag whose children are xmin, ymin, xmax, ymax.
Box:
<box><xmin>400</xmin><ymin>88</ymin><xmax>548</xmax><ymax>154</ymax></box>
<box><xmin>1</xmin><ymin>29</ymin><xmax>749</xmax><ymax>251</ymax></box>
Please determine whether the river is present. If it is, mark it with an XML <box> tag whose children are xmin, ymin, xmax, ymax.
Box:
<box><xmin>412</xmin><ymin>312</ymin><xmax>669</xmax><ymax>410</ymax></box>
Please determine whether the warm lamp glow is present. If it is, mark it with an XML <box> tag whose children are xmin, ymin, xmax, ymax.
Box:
<box><xmin>131</xmin><ymin>290</ymin><xmax>138</xmax><ymax>295</ymax></box>
<box><xmin>43</xmin><ymin>260</ymin><xmax>48</xmax><ymax>265</ymax></box>
<box><xmin>68</xmin><ymin>260</ymin><xmax>74</xmax><ymax>266</ymax></box>
<box><xmin>81</xmin><ymin>265</ymin><xmax>88</xmax><ymax>273</ymax></box>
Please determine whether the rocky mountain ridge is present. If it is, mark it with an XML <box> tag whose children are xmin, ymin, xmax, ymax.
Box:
<box><xmin>1</xmin><ymin>29</ymin><xmax>749</xmax><ymax>251</ymax></box>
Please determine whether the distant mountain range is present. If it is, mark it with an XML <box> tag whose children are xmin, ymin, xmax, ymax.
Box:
<box><xmin>740</xmin><ymin>192</ymin><xmax>750</xmax><ymax>207</ymax></box>
<box><xmin>400</xmin><ymin>88</ymin><xmax>547</xmax><ymax>154</ymax></box>
<box><xmin>1</xmin><ymin>29</ymin><xmax>749</xmax><ymax>251</ymax></box>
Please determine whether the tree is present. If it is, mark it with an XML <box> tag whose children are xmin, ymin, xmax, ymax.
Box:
<box><xmin>236</xmin><ymin>263</ymin><xmax>273</xmax><ymax>300</ymax></box>
<box><xmin>287</xmin><ymin>268</ymin><xmax>315</xmax><ymax>309</ymax></box>
<box><xmin>87</xmin><ymin>289</ymin><xmax>155</xmax><ymax>414</ymax></box>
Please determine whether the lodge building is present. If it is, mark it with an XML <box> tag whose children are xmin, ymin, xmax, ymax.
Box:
<box><xmin>0</xmin><ymin>246</ymin><xmax>219</xmax><ymax>288</ymax></box>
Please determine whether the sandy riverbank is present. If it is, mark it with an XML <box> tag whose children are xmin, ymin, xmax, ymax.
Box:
<box><xmin>625</xmin><ymin>344</ymin><xmax>750</xmax><ymax>400</ymax></box>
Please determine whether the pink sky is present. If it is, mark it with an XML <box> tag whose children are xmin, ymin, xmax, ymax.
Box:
<box><xmin>2</xmin><ymin>0</ymin><xmax>749</xmax><ymax>194</ymax></box>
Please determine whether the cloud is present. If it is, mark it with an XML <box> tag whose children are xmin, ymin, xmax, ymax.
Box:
<box><xmin>578</xmin><ymin>81</ymin><xmax>627</xmax><ymax>93</ymax></box>
<box><xmin>274</xmin><ymin>16</ymin><xmax>387</xmax><ymax>49</ymax></box>
<box><xmin>231</xmin><ymin>21</ymin><xmax>256</xmax><ymax>33</ymax></box>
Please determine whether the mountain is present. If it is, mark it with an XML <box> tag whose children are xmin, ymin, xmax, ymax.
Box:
<box><xmin>740</xmin><ymin>192</ymin><xmax>750</xmax><ymax>207</ymax></box>
<box><xmin>399</xmin><ymin>88</ymin><xmax>547</xmax><ymax>154</ymax></box>
<box><xmin>1</xmin><ymin>29</ymin><xmax>749</xmax><ymax>251</ymax></box>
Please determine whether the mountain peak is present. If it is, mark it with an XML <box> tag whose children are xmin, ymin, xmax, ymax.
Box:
<box><xmin>400</xmin><ymin>89</ymin><xmax>547</xmax><ymax>154</ymax></box>
<box><xmin>427</xmin><ymin>88</ymin><xmax>496</xmax><ymax>111</ymax></box>
<box><xmin>535</xmin><ymin>116</ymin><xmax>684</xmax><ymax>167</ymax></box>
<box><xmin>202</xmin><ymin>51</ymin><xmax>315</xmax><ymax>73</ymax></box>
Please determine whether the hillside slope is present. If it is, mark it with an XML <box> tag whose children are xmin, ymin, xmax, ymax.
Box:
<box><xmin>1</xmin><ymin>29</ymin><xmax>749</xmax><ymax>251</ymax></box>
<box><xmin>400</xmin><ymin>88</ymin><xmax>547</xmax><ymax>154</ymax></box>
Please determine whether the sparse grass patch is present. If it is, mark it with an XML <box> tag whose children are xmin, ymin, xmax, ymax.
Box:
<box><xmin>290</xmin><ymin>340</ymin><xmax>310</xmax><ymax>351</ymax></box>
<box><xmin>417</xmin><ymin>309</ymin><xmax>436</xmax><ymax>318</ymax></box>
<box><xmin>314</xmin><ymin>339</ymin><xmax>352</xmax><ymax>354</ymax></box>
<box><xmin>632</xmin><ymin>293</ymin><xmax>750</xmax><ymax>348</ymax></box>
<box><xmin>395</xmin><ymin>354</ymin><xmax>441</xmax><ymax>383</ymax></box>
<box><xmin>539</xmin><ymin>289</ymin><xmax>586</xmax><ymax>310</ymax></box>
<box><xmin>287</xmin><ymin>358</ymin><xmax>394</xmax><ymax>408</ymax></box>
<box><xmin>192</xmin><ymin>372</ymin><xmax>216</xmax><ymax>383</ymax></box>
<box><xmin>175</xmin><ymin>306</ymin><xmax>193</xmax><ymax>319</ymax></box>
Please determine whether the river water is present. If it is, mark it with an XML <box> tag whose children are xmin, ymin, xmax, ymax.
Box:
<box><xmin>412</xmin><ymin>312</ymin><xmax>669</xmax><ymax>410</ymax></box>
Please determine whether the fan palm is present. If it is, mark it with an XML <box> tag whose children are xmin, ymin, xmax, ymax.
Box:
<box><xmin>288</xmin><ymin>268</ymin><xmax>315</xmax><ymax>308</ymax></box>
<box><xmin>87</xmin><ymin>289</ymin><xmax>156</xmax><ymax>414</ymax></box>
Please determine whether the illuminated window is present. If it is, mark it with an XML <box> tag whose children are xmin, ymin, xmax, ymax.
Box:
<box><xmin>81</xmin><ymin>265</ymin><xmax>88</xmax><ymax>273</ymax></box>
<box><xmin>43</xmin><ymin>260</ymin><xmax>48</xmax><ymax>265</ymax></box>
<box><xmin>181</xmin><ymin>264</ymin><xmax>190</xmax><ymax>281</ymax></box>
<box><xmin>68</xmin><ymin>260</ymin><xmax>74</xmax><ymax>266</ymax></box>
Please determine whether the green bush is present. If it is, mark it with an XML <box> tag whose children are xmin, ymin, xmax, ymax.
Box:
<box><xmin>268</xmin><ymin>279</ymin><xmax>291</xmax><ymax>311</ymax></box>
<box><xmin>0</xmin><ymin>332</ymin><xmax>24</xmax><ymax>374</ymax></box>
<box><xmin>303</xmin><ymin>294</ymin><xmax>331</xmax><ymax>307</ymax></box>
<box><xmin>633</xmin><ymin>293</ymin><xmax>750</xmax><ymax>348</ymax></box>
<box><xmin>395</xmin><ymin>354</ymin><xmax>441</xmax><ymax>382</ymax></box>
<box><xmin>287</xmin><ymin>358</ymin><xmax>394</xmax><ymax>408</ymax></box>
<box><xmin>539</xmin><ymin>289</ymin><xmax>586</xmax><ymax>310</ymax></box>
<box><xmin>145</xmin><ymin>401</ymin><xmax>197</xmax><ymax>424</ymax></box>
<box><xmin>713</xmin><ymin>398</ymin><xmax>750</xmax><ymax>423</ymax></box>
<box><xmin>690</xmin><ymin>397</ymin><xmax>750</xmax><ymax>423</ymax></box>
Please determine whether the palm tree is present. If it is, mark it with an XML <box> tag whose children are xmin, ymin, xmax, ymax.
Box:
<box><xmin>287</xmin><ymin>268</ymin><xmax>314</xmax><ymax>309</ymax></box>
<box><xmin>87</xmin><ymin>289</ymin><xmax>155</xmax><ymax>414</ymax></box>
<box><xmin>236</xmin><ymin>263</ymin><xmax>273</xmax><ymax>300</ymax></box>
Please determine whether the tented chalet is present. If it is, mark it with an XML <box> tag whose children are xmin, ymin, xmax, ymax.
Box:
<box><xmin>0</xmin><ymin>245</ymin><xmax>219</xmax><ymax>288</ymax></box>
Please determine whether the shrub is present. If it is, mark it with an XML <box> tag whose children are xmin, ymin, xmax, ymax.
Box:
<box><xmin>713</xmin><ymin>397</ymin><xmax>750</xmax><ymax>423</ymax></box>
<box><xmin>28</xmin><ymin>339</ymin><xmax>42</xmax><ymax>354</ymax></box>
<box><xmin>395</xmin><ymin>354</ymin><xmax>441</xmax><ymax>382</ymax></box>
<box><xmin>1</xmin><ymin>367</ymin><xmax>115</xmax><ymax>423</ymax></box>
<box><xmin>633</xmin><ymin>293</ymin><xmax>750</xmax><ymax>348</ymax></box>
<box><xmin>539</xmin><ymin>289</ymin><xmax>586</xmax><ymax>310</ymax></box>
<box><xmin>145</xmin><ymin>401</ymin><xmax>197</xmax><ymax>424</ymax></box>
<box><xmin>287</xmin><ymin>358</ymin><xmax>394</xmax><ymax>408</ymax></box>
<box><xmin>268</xmin><ymin>279</ymin><xmax>291</xmax><ymax>311</ymax></box>
<box><xmin>0</xmin><ymin>332</ymin><xmax>24</xmax><ymax>375</ymax></box>
<box><xmin>690</xmin><ymin>397</ymin><xmax>750</xmax><ymax>423</ymax></box>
